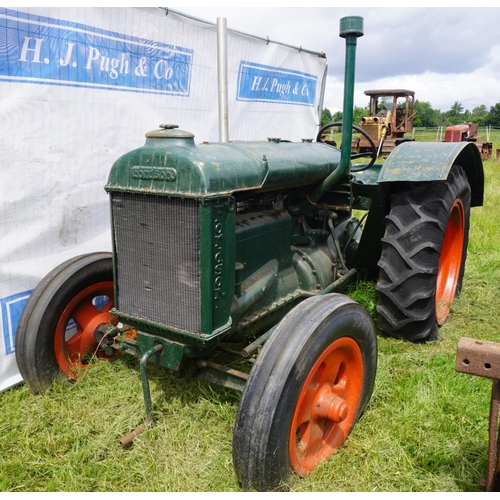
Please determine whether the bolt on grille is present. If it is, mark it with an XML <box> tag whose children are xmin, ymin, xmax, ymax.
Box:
<box><xmin>111</xmin><ymin>192</ymin><xmax>201</xmax><ymax>333</ymax></box>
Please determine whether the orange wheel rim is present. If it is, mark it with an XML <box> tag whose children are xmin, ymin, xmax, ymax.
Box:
<box><xmin>53</xmin><ymin>281</ymin><xmax>115</xmax><ymax>379</ymax></box>
<box><xmin>436</xmin><ymin>199</ymin><xmax>465</xmax><ymax>325</ymax></box>
<box><xmin>289</xmin><ymin>337</ymin><xmax>364</xmax><ymax>477</ymax></box>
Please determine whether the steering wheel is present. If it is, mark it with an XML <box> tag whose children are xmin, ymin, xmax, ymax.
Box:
<box><xmin>316</xmin><ymin>122</ymin><xmax>377</xmax><ymax>172</ymax></box>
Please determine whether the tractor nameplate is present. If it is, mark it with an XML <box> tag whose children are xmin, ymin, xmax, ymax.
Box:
<box><xmin>131</xmin><ymin>166</ymin><xmax>177</xmax><ymax>182</ymax></box>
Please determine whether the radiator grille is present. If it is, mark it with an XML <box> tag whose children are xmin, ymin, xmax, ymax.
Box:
<box><xmin>111</xmin><ymin>192</ymin><xmax>201</xmax><ymax>333</ymax></box>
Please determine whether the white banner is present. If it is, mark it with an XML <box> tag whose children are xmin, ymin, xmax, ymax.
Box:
<box><xmin>0</xmin><ymin>7</ymin><xmax>327</xmax><ymax>391</ymax></box>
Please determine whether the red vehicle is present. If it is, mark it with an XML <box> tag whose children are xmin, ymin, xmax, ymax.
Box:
<box><xmin>444</xmin><ymin>123</ymin><xmax>492</xmax><ymax>160</ymax></box>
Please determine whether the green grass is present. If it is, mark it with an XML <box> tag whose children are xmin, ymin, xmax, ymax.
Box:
<box><xmin>2</xmin><ymin>142</ymin><xmax>500</xmax><ymax>492</ymax></box>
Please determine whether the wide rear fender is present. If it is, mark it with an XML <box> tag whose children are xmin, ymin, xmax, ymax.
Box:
<box><xmin>378</xmin><ymin>141</ymin><xmax>484</xmax><ymax>206</ymax></box>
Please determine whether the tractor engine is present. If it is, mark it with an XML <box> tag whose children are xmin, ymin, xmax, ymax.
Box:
<box><xmin>105</xmin><ymin>124</ymin><xmax>360</xmax><ymax>353</ymax></box>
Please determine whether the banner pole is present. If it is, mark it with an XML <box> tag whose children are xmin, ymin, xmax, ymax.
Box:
<box><xmin>217</xmin><ymin>17</ymin><xmax>229</xmax><ymax>143</ymax></box>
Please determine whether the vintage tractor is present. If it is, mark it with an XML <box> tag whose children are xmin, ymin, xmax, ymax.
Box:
<box><xmin>15</xmin><ymin>17</ymin><xmax>484</xmax><ymax>491</ymax></box>
<box><xmin>352</xmin><ymin>89</ymin><xmax>416</xmax><ymax>158</ymax></box>
<box><xmin>444</xmin><ymin>122</ymin><xmax>493</xmax><ymax>160</ymax></box>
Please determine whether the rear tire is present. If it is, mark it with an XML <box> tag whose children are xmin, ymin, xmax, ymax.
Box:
<box><xmin>15</xmin><ymin>253</ymin><xmax>116</xmax><ymax>394</ymax></box>
<box><xmin>376</xmin><ymin>165</ymin><xmax>471</xmax><ymax>342</ymax></box>
<box><xmin>232</xmin><ymin>294</ymin><xmax>377</xmax><ymax>491</ymax></box>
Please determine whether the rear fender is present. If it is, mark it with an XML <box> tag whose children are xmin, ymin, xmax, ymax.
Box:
<box><xmin>378</xmin><ymin>141</ymin><xmax>484</xmax><ymax>207</ymax></box>
<box><xmin>352</xmin><ymin>141</ymin><xmax>483</xmax><ymax>277</ymax></box>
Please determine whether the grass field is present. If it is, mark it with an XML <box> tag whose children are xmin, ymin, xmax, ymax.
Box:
<box><xmin>1</xmin><ymin>133</ymin><xmax>500</xmax><ymax>492</ymax></box>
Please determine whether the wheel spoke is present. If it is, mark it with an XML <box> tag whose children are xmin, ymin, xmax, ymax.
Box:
<box><xmin>297</xmin><ymin>419</ymin><xmax>326</xmax><ymax>454</ymax></box>
<box><xmin>294</xmin><ymin>363</ymin><xmax>326</xmax><ymax>426</ymax></box>
<box><xmin>64</xmin><ymin>331</ymin><xmax>92</xmax><ymax>362</ymax></box>
<box><xmin>333</xmin><ymin>361</ymin><xmax>355</xmax><ymax>399</ymax></box>
<box><xmin>70</xmin><ymin>299</ymin><xmax>101</xmax><ymax>332</ymax></box>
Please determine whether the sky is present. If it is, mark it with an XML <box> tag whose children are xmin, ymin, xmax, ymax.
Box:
<box><xmin>172</xmin><ymin>4</ymin><xmax>500</xmax><ymax>115</ymax></box>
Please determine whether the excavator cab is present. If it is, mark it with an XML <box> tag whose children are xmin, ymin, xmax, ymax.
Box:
<box><xmin>353</xmin><ymin>89</ymin><xmax>415</xmax><ymax>157</ymax></box>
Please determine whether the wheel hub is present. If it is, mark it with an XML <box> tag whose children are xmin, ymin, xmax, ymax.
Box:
<box><xmin>313</xmin><ymin>385</ymin><xmax>349</xmax><ymax>423</ymax></box>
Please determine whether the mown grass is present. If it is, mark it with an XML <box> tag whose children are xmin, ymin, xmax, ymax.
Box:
<box><xmin>2</xmin><ymin>136</ymin><xmax>500</xmax><ymax>492</ymax></box>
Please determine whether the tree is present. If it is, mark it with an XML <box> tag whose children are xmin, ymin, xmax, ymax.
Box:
<box><xmin>488</xmin><ymin>102</ymin><xmax>500</xmax><ymax>126</ymax></box>
<box><xmin>450</xmin><ymin>101</ymin><xmax>464</xmax><ymax>115</ymax></box>
<box><xmin>321</xmin><ymin>108</ymin><xmax>333</xmax><ymax>126</ymax></box>
<box><xmin>320</xmin><ymin>107</ymin><xmax>367</xmax><ymax>126</ymax></box>
<box><xmin>332</xmin><ymin>110</ymin><xmax>343</xmax><ymax>122</ymax></box>
<box><xmin>413</xmin><ymin>100</ymin><xmax>441</xmax><ymax>128</ymax></box>
<box><xmin>446</xmin><ymin>101</ymin><xmax>465</xmax><ymax>125</ymax></box>
<box><xmin>353</xmin><ymin>106</ymin><xmax>369</xmax><ymax>126</ymax></box>
<box><xmin>470</xmin><ymin>105</ymin><xmax>489</xmax><ymax>126</ymax></box>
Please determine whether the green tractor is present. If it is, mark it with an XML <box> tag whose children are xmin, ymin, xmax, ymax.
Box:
<box><xmin>15</xmin><ymin>17</ymin><xmax>483</xmax><ymax>491</ymax></box>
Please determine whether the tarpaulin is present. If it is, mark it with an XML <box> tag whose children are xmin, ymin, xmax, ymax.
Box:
<box><xmin>0</xmin><ymin>7</ymin><xmax>327</xmax><ymax>390</ymax></box>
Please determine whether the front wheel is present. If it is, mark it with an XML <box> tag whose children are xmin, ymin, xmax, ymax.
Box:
<box><xmin>15</xmin><ymin>252</ymin><xmax>117</xmax><ymax>394</ymax></box>
<box><xmin>376</xmin><ymin>164</ymin><xmax>471</xmax><ymax>342</ymax></box>
<box><xmin>232</xmin><ymin>294</ymin><xmax>378</xmax><ymax>491</ymax></box>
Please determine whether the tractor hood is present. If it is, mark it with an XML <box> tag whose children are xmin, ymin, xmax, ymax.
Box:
<box><xmin>105</xmin><ymin>125</ymin><xmax>342</xmax><ymax>198</ymax></box>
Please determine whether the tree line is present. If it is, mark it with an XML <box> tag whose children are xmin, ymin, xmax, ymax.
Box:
<box><xmin>322</xmin><ymin>100</ymin><xmax>500</xmax><ymax>127</ymax></box>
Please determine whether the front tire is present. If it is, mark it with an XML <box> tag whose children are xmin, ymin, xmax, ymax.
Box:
<box><xmin>232</xmin><ymin>294</ymin><xmax>377</xmax><ymax>491</ymax></box>
<box><xmin>15</xmin><ymin>252</ymin><xmax>116</xmax><ymax>394</ymax></box>
<box><xmin>376</xmin><ymin>165</ymin><xmax>471</xmax><ymax>342</ymax></box>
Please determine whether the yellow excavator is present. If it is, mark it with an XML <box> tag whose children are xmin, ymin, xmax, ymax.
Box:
<box><xmin>352</xmin><ymin>89</ymin><xmax>416</xmax><ymax>158</ymax></box>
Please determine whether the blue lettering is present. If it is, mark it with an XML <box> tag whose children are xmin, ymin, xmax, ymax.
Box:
<box><xmin>19</xmin><ymin>37</ymin><xmax>44</xmax><ymax>63</ymax></box>
<box><xmin>237</xmin><ymin>61</ymin><xmax>316</xmax><ymax>106</ymax></box>
<box><xmin>0</xmin><ymin>8</ymin><xmax>192</xmax><ymax>96</ymax></box>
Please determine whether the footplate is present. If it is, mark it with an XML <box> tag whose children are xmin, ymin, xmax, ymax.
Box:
<box><xmin>456</xmin><ymin>337</ymin><xmax>500</xmax><ymax>491</ymax></box>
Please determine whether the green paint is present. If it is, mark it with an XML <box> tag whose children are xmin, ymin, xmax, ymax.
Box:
<box><xmin>380</xmin><ymin>141</ymin><xmax>484</xmax><ymax>206</ymax></box>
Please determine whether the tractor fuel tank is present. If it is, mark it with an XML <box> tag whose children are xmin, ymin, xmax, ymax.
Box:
<box><xmin>105</xmin><ymin>124</ymin><xmax>342</xmax><ymax>198</ymax></box>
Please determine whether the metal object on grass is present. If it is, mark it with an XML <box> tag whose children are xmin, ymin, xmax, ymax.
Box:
<box><xmin>456</xmin><ymin>336</ymin><xmax>500</xmax><ymax>491</ymax></box>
